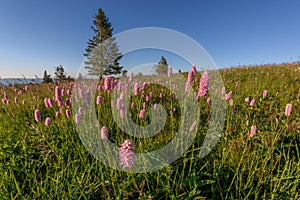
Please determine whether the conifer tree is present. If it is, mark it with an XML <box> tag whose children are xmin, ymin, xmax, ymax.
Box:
<box><xmin>84</xmin><ymin>8</ymin><xmax>124</xmax><ymax>78</ymax></box>
<box><xmin>54</xmin><ymin>65</ymin><xmax>66</xmax><ymax>82</ymax></box>
<box><xmin>155</xmin><ymin>56</ymin><xmax>168</xmax><ymax>75</ymax></box>
<box><xmin>42</xmin><ymin>70</ymin><xmax>52</xmax><ymax>83</ymax></box>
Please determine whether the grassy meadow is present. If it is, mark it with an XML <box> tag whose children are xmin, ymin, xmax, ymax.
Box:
<box><xmin>0</xmin><ymin>63</ymin><xmax>299</xmax><ymax>199</ymax></box>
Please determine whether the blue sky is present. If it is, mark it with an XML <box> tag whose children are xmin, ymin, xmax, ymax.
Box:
<box><xmin>0</xmin><ymin>0</ymin><xmax>299</xmax><ymax>78</ymax></box>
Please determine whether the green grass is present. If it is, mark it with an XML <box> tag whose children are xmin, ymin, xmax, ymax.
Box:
<box><xmin>0</xmin><ymin>63</ymin><xmax>299</xmax><ymax>199</ymax></box>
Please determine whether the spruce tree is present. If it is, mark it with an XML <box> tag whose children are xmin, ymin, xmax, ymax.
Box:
<box><xmin>43</xmin><ymin>70</ymin><xmax>52</xmax><ymax>83</ymax></box>
<box><xmin>84</xmin><ymin>8</ymin><xmax>112</xmax><ymax>57</ymax></box>
<box><xmin>107</xmin><ymin>59</ymin><xmax>124</xmax><ymax>75</ymax></box>
<box><xmin>54</xmin><ymin>65</ymin><xmax>66</xmax><ymax>82</ymax></box>
<box><xmin>155</xmin><ymin>56</ymin><xmax>168</xmax><ymax>75</ymax></box>
<box><xmin>84</xmin><ymin>8</ymin><xmax>124</xmax><ymax>78</ymax></box>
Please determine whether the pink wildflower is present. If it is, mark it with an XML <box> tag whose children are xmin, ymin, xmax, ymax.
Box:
<box><xmin>66</xmin><ymin>109</ymin><xmax>71</xmax><ymax>118</ymax></box>
<box><xmin>198</xmin><ymin>71</ymin><xmax>210</xmax><ymax>97</ymax></box>
<box><xmin>104</xmin><ymin>76</ymin><xmax>111</xmax><ymax>90</ymax></box>
<box><xmin>119</xmin><ymin>140</ymin><xmax>135</xmax><ymax>168</ymax></box>
<box><xmin>100</xmin><ymin>126</ymin><xmax>108</xmax><ymax>139</ymax></box>
<box><xmin>189</xmin><ymin>121</ymin><xmax>197</xmax><ymax>132</ymax></box>
<box><xmin>262</xmin><ymin>90</ymin><xmax>268</xmax><ymax>97</ymax></box>
<box><xmin>249</xmin><ymin>125</ymin><xmax>256</xmax><ymax>137</ymax></box>
<box><xmin>75</xmin><ymin>114</ymin><xmax>80</xmax><ymax>124</ymax></box>
<box><xmin>47</xmin><ymin>98</ymin><xmax>54</xmax><ymax>107</ymax></box>
<box><xmin>141</xmin><ymin>82</ymin><xmax>146</xmax><ymax>91</ymax></box>
<box><xmin>129</xmin><ymin>72</ymin><xmax>133</xmax><ymax>82</ymax></box>
<box><xmin>78</xmin><ymin>107</ymin><xmax>83</xmax><ymax>115</ymax></box>
<box><xmin>168</xmin><ymin>66</ymin><xmax>172</xmax><ymax>77</ymax></box>
<box><xmin>65</xmin><ymin>99</ymin><xmax>70</xmax><ymax>107</ymax></box>
<box><xmin>146</xmin><ymin>94</ymin><xmax>150</xmax><ymax>102</ymax></box>
<box><xmin>191</xmin><ymin>65</ymin><xmax>197</xmax><ymax>76</ymax></box>
<box><xmin>34</xmin><ymin>110</ymin><xmax>41</xmax><ymax>122</ymax></box>
<box><xmin>57</xmin><ymin>100</ymin><xmax>63</xmax><ymax>107</ymax></box>
<box><xmin>139</xmin><ymin>109</ymin><xmax>145</xmax><ymax>118</ymax></box>
<box><xmin>79</xmin><ymin>89</ymin><xmax>84</xmax><ymax>98</ymax></box>
<box><xmin>250</xmin><ymin>99</ymin><xmax>255</xmax><ymax>107</ymax></box>
<box><xmin>45</xmin><ymin>117</ymin><xmax>51</xmax><ymax>126</ymax></box>
<box><xmin>55</xmin><ymin>86</ymin><xmax>62</xmax><ymax>102</ymax></box>
<box><xmin>113</xmin><ymin>79</ymin><xmax>118</xmax><ymax>89</ymax></box>
<box><xmin>225</xmin><ymin>91</ymin><xmax>232</xmax><ymax>100</ymax></box>
<box><xmin>187</xmin><ymin>71</ymin><xmax>193</xmax><ymax>83</ymax></box>
<box><xmin>285</xmin><ymin>104</ymin><xmax>292</xmax><ymax>116</ymax></box>
<box><xmin>96</xmin><ymin>95</ymin><xmax>102</xmax><ymax>105</ymax></box>
<box><xmin>66</xmin><ymin>89</ymin><xmax>71</xmax><ymax>96</ymax></box>
<box><xmin>134</xmin><ymin>82</ymin><xmax>139</xmax><ymax>96</ymax></box>
<box><xmin>44</xmin><ymin>98</ymin><xmax>49</xmax><ymax>107</ymax></box>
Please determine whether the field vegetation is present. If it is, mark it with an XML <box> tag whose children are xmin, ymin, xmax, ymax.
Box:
<box><xmin>0</xmin><ymin>63</ymin><xmax>299</xmax><ymax>199</ymax></box>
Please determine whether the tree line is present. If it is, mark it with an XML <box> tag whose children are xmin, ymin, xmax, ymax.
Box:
<box><xmin>42</xmin><ymin>65</ymin><xmax>74</xmax><ymax>83</ymax></box>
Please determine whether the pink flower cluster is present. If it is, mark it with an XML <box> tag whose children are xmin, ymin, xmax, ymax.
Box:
<box><xmin>119</xmin><ymin>140</ymin><xmax>135</xmax><ymax>168</ymax></box>
<box><xmin>104</xmin><ymin>76</ymin><xmax>111</xmax><ymax>91</ymax></box>
<box><xmin>285</xmin><ymin>104</ymin><xmax>292</xmax><ymax>116</ymax></box>
<box><xmin>262</xmin><ymin>90</ymin><xmax>268</xmax><ymax>97</ymax></box>
<box><xmin>34</xmin><ymin>109</ymin><xmax>41</xmax><ymax>122</ymax></box>
<box><xmin>249</xmin><ymin>125</ymin><xmax>256</xmax><ymax>137</ymax></box>
<box><xmin>225</xmin><ymin>91</ymin><xmax>232</xmax><ymax>100</ymax></box>
<box><xmin>101</xmin><ymin>126</ymin><xmax>109</xmax><ymax>139</ymax></box>
<box><xmin>197</xmin><ymin>71</ymin><xmax>210</xmax><ymax>97</ymax></box>
<box><xmin>168</xmin><ymin>66</ymin><xmax>172</xmax><ymax>77</ymax></box>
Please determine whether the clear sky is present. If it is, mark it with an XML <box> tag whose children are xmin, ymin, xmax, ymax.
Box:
<box><xmin>0</xmin><ymin>0</ymin><xmax>299</xmax><ymax>78</ymax></box>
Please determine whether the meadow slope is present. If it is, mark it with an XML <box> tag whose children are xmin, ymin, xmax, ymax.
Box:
<box><xmin>0</xmin><ymin>63</ymin><xmax>299</xmax><ymax>199</ymax></box>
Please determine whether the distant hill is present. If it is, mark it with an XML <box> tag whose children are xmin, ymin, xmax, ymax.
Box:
<box><xmin>0</xmin><ymin>78</ymin><xmax>43</xmax><ymax>86</ymax></box>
